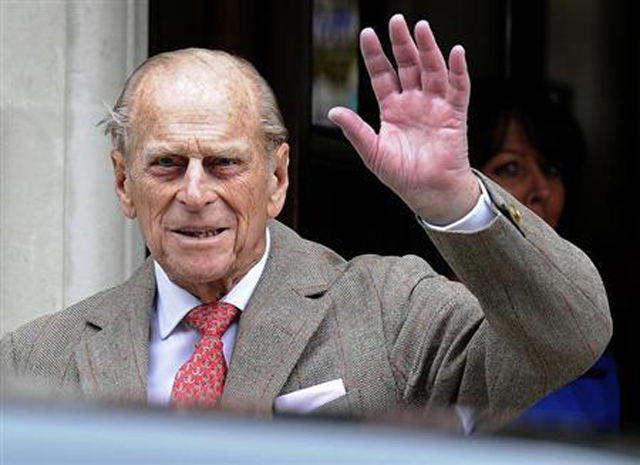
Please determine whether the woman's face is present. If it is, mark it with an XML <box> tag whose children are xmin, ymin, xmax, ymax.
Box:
<box><xmin>481</xmin><ymin>118</ymin><xmax>565</xmax><ymax>228</ymax></box>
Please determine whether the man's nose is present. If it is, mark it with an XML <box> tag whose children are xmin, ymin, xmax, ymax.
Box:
<box><xmin>176</xmin><ymin>159</ymin><xmax>217</xmax><ymax>209</ymax></box>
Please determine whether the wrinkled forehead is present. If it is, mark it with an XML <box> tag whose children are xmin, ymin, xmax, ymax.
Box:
<box><xmin>130</xmin><ymin>57</ymin><xmax>261</xmax><ymax>137</ymax></box>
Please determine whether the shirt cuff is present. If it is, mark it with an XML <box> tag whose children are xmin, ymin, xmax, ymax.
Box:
<box><xmin>418</xmin><ymin>178</ymin><xmax>497</xmax><ymax>232</ymax></box>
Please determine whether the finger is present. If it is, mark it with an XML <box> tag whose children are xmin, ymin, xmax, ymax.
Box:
<box><xmin>328</xmin><ymin>107</ymin><xmax>377</xmax><ymax>164</ymax></box>
<box><xmin>360</xmin><ymin>28</ymin><xmax>400</xmax><ymax>103</ymax></box>
<box><xmin>414</xmin><ymin>20</ymin><xmax>448</xmax><ymax>97</ymax></box>
<box><xmin>447</xmin><ymin>45</ymin><xmax>470</xmax><ymax>111</ymax></box>
<box><xmin>389</xmin><ymin>14</ymin><xmax>421</xmax><ymax>91</ymax></box>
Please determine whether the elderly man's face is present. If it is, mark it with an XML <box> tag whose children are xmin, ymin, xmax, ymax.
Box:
<box><xmin>111</xmin><ymin>63</ymin><xmax>288</xmax><ymax>301</ymax></box>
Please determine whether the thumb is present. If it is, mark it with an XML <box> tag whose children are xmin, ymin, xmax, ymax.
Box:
<box><xmin>328</xmin><ymin>107</ymin><xmax>377</xmax><ymax>162</ymax></box>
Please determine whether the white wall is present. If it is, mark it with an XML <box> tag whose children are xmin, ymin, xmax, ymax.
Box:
<box><xmin>1</xmin><ymin>0</ymin><xmax>148</xmax><ymax>335</ymax></box>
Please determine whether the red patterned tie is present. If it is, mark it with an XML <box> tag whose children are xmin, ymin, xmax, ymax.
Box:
<box><xmin>171</xmin><ymin>302</ymin><xmax>239</xmax><ymax>408</ymax></box>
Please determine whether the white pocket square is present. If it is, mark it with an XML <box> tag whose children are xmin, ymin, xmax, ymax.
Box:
<box><xmin>274</xmin><ymin>378</ymin><xmax>346</xmax><ymax>414</ymax></box>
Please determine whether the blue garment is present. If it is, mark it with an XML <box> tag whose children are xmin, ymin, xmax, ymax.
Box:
<box><xmin>515</xmin><ymin>352</ymin><xmax>620</xmax><ymax>431</ymax></box>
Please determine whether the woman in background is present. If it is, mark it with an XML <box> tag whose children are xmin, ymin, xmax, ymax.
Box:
<box><xmin>467</xmin><ymin>81</ymin><xmax>620</xmax><ymax>432</ymax></box>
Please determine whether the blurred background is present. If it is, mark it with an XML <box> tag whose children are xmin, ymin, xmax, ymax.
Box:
<box><xmin>2</xmin><ymin>0</ymin><xmax>639</xmax><ymax>443</ymax></box>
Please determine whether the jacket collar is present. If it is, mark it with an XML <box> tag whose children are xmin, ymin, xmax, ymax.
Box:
<box><xmin>221</xmin><ymin>220</ymin><xmax>342</xmax><ymax>415</ymax></box>
<box><xmin>76</xmin><ymin>258</ymin><xmax>156</xmax><ymax>404</ymax></box>
<box><xmin>77</xmin><ymin>220</ymin><xmax>343</xmax><ymax>411</ymax></box>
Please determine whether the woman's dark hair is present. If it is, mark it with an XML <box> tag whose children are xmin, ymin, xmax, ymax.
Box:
<box><xmin>467</xmin><ymin>79</ymin><xmax>588</xmax><ymax>234</ymax></box>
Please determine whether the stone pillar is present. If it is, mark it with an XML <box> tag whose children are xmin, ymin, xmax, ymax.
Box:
<box><xmin>1</xmin><ymin>0</ymin><xmax>148</xmax><ymax>335</ymax></box>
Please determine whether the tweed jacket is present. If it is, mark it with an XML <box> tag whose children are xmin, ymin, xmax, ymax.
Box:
<box><xmin>1</xmin><ymin>179</ymin><xmax>611</xmax><ymax>429</ymax></box>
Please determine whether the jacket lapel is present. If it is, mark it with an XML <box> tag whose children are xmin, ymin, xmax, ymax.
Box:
<box><xmin>72</xmin><ymin>222</ymin><xmax>336</xmax><ymax>410</ymax></box>
<box><xmin>221</xmin><ymin>221</ymin><xmax>336</xmax><ymax>415</ymax></box>
<box><xmin>75</xmin><ymin>259</ymin><xmax>156</xmax><ymax>404</ymax></box>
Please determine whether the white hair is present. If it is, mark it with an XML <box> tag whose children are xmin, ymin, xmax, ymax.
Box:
<box><xmin>100</xmin><ymin>48</ymin><xmax>288</xmax><ymax>158</ymax></box>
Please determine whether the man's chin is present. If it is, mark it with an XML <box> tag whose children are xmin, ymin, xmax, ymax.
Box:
<box><xmin>161</xmin><ymin>258</ymin><xmax>234</xmax><ymax>295</ymax></box>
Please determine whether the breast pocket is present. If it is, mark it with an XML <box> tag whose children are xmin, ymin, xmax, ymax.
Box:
<box><xmin>274</xmin><ymin>378</ymin><xmax>346</xmax><ymax>414</ymax></box>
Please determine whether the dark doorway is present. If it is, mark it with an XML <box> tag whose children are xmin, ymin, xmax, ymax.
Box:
<box><xmin>149</xmin><ymin>0</ymin><xmax>639</xmax><ymax>431</ymax></box>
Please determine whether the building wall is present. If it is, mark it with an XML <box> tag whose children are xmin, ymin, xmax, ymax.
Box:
<box><xmin>1</xmin><ymin>0</ymin><xmax>148</xmax><ymax>335</ymax></box>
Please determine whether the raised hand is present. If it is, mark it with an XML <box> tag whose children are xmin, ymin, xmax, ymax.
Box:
<box><xmin>328</xmin><ymin>14</ymin><xmax>480</xmax><ymax>226</ymax></box>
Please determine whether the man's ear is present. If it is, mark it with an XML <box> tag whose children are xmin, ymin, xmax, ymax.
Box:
<box><xmin>267</xmin><ymin>143</ymin><xmax>289</xmax><ymax>219</ymax></box>
<box><xmin>111</xmin><ymin>150</ymin><xmax>137</xmax><ymax>219</ymax></box>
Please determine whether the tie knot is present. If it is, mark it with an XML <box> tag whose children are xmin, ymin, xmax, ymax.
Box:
<box><xmin>185</xmin><ymin>302</ymin><xmax>239</xmax><ymax>338</ymax></box>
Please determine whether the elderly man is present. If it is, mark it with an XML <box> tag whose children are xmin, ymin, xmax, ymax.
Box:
<box><xmin>1</xmin><ymin>16</ymin><xmax>610</xmax><ymax>431</ymax></box>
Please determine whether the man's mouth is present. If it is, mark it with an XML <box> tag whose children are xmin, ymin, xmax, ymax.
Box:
<box><xmin>172</xmin><ymin>227</ymin><xmax>227</xmax><ymax>239</ymax></box>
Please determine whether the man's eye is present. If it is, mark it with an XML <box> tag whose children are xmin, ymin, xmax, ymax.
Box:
<box><xmin>157</xmin><ymin>157</ymin><xmax>176</xmax><ymax>167</ymax></box>
<box><xmin>216</xmin><ymin>158</ymin><xmax>237</xmax><ymax>167</ymax></box>
<box><xmin>204</xmin><ymin>157</ymin><xmax>238</xmax><ymax>169</ymax></box>
<box><xmin>493</xmin><ymin>161</ymin><xmax>520</xmax><ymax>178</ymax></box>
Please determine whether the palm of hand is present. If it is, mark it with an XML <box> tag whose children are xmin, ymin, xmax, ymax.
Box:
<box><xmin>373</xmin><ymin>91</ymin><xmax>469</xmax><ymax>201</ymax></box>
<box><xmin>328</xmin><ymin>15</ymin><xmax>478</xmax><ymax>224</ymax></box>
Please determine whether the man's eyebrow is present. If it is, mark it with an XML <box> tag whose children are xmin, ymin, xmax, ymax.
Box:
<box><xmin>199</xmin><ymin>142</ymin><xmax>251</xmax><ymax>157</ymax></box>
<box><xmin>139</xmin><ymin>141</ymin><xmax>176</xmax><ymax>158</ymax></box>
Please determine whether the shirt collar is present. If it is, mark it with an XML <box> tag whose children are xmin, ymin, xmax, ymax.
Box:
<box><xmin>154</xmin><ymin>229</ymin><xmax>271</xmax><ymax>340</ymax></box>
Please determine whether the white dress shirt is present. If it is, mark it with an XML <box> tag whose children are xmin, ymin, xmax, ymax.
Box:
<box><xmin>147</xmin><ymin>179</ymin><xmax>497</xmax><ymax>406</ymax></box>
<box><xmin>147</xmin><ymin>231</ymin><xmax>271</xmax><ymax>405</ymax></box>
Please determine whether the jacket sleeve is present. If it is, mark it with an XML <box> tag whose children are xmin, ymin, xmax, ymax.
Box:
<box><xmin>376</xmin><ymin>174</ymin><xmax>611</xmax><ymax>431</ymax></box>
<box><xmin>1</xmin><ymin>314</ymin><xmax>56</xmax><ymax>378</ymax></box>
